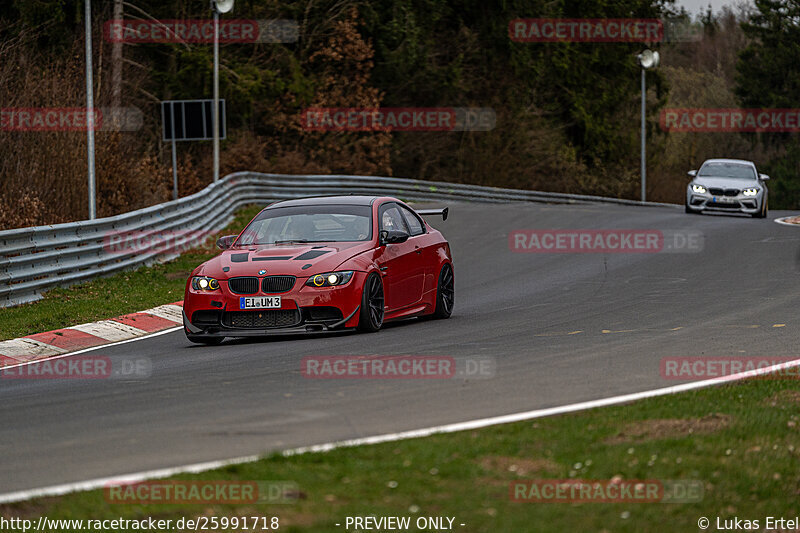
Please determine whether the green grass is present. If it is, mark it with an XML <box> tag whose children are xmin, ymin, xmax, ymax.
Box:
<box><xmin>0</xmin><ymin>205</ymin><xmax>263</xmax><ymax>341</ymax></box>
<box><xmin>2</xmin><ymin>378</ymin><xmax>797</xmax><ymax>532</ymax></box>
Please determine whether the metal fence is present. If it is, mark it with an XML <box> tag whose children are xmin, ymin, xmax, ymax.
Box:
<box><xmin>0</xmin><ymin>172</ymin><xmax>674</xmax><ymax>307</ymax></box>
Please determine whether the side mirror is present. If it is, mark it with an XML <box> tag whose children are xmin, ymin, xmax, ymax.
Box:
<box><xmin>380</xmin><ymin>230</ymin><xmax>409</xmax><ymax>245</ymax></box>
<box><xmin>687</xmin><ymin>170</ymin><xmax>697</xmax><ymax>177</ymax></box>
<box><xmin>759</xmin><ymin>173</ymin><xmax>770</xmax><ymax>181</ymax></box>
<box><xmin>216</xmin><ymin>235</ymin><xmax>237</xmax><ymax>250</ymax></box>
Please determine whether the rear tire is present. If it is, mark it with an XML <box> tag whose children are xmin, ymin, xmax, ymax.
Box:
<box><xmin>357</xmin><ymin>272</ymin><xmax>384</xmax><ymax>332</ymax></box>
<box><xmin>186</xmin><ymin>334</ymin><xmax>224</xmax><ymax>345</ymax></box>
<box><xmin>431</xmin><ymin>263</ymin><xmax>454</xmax><ymax>319</ymax></box>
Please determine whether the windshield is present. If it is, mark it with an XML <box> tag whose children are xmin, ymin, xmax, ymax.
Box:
<box><xmin>698</xmin><ymin>162</ymin><xmax>756</xmax><ymax>180</ymax></box>
<box><xmin>236</xmin><ymin>205</ymin><xmax>372</xmax><ymax>245</ymax></box>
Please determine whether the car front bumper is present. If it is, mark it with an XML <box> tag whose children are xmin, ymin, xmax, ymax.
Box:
<box><xmin>183</xmin><ymin>271</ymin><xmax>366</xmax><ymax>337</ymax></box>
<box><xmin>182</xmin><ymin>308</ymin><xmax>360</xmax><ymax>337</ymax></box>
<box><xmin>686</xmin><ymin>190</ymin><xmax>762</xmax><ymax>214</ymax></box>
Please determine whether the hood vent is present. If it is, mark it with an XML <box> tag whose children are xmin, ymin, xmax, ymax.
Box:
<box><xmin>294</xmin><ymin>250</ymin><xmax>330</xmax><ymax>261</ymax></box>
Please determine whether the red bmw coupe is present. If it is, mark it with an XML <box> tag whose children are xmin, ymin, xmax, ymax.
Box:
<box><xmin>182</xmin><ymin>195</ymin><xmax>454</xmax><ymax>344</ymax></box>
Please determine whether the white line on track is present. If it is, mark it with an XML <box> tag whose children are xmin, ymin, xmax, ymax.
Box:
<box><xmin>1</xmin><ymin>348</ymin><xmax>799</xmax><ymax>504</ymax></box>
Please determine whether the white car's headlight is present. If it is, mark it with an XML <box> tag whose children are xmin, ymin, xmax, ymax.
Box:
<box><xmin>742</xmin><ymin>188</ymin><xmax>759</xmax><ymax>196</ymax></box>
<box><xmin>692</xmin><ymin>184</ymin><xmax>707</xmax><ymax>193</ymax></box>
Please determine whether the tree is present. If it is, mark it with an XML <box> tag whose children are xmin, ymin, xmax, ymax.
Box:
<box><xmin>111</xmin><ymin>0</ymin><xmax>123</xmax><ymax>109</ymax></box>
<box><xmin>736</xmin><ymin>0</ymin><xmax>800</xmax><ymax>108</ymax></box>
<box><xmin>736</xmin><ymin>0</ymin><xmax>800</xmax><ymax>208</ymax></box>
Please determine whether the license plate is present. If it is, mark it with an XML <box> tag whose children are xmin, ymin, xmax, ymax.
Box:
<box><xmin>240</xmin><ymin>296</ymin><xmax>281</xmax><ymax>309</ymax></box>
<box><xmin>712</xmin><ymin>196</ymin><xmax>734</xmax><ymax>203</ymax></box>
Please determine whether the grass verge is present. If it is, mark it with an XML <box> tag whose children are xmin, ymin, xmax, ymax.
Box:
<box><xmin>2</xmin><ymin>378</ymin><xmax>797</xmax><ymax>532</ymax></box>
<box><xmin>0</xmin><ymin>205</ymin><xmax>263</xmax><ymax>341</ymax></box>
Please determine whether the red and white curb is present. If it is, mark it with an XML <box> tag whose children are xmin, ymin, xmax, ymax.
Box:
<box><xmin>0</xmin><ymin>301</ymin><xmax>183</xmax><ymax>366</ymax></box>
<box><xmin>774</xmin><ymin>215</ymin><xmax>800</xmax><ymax>226</ymax></box>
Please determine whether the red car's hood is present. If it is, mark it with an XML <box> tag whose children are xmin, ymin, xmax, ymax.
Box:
<box><xmin>195</xmin><ymin>242</ymin><xmax>373</xmax><ymax>278</ymax></box>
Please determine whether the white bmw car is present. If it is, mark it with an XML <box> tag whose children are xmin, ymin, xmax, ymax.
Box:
<box><xmin>686</xmin><ymin>159</ymin><xmax>769</xmax><ymax>218</ymax></box>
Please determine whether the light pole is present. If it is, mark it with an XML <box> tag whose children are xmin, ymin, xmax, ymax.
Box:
<box><xmin>211</xmin><ymin>0</ymin><xmax>234</xmax><ymax>182</ymax></box>
<box><xmin>84</xmin><ymin>0</ymin><xmax>96</xmax><ymax>219</ymax></box>
<box><xmin>637</xmin><ymin>49</ymin><xmax>659</xmax><ymax>203</ymax></box>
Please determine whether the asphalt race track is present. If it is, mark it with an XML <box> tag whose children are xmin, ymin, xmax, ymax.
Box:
<box><xmin>2</xmin><ymin>202</ymin><xmax>799</xmax><ymax>494</ymax></box>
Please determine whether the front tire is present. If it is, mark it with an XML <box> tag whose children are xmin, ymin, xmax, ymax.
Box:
<box><xmin>431</xmin><ymin>263</ymin><xmax>454</xmax><ymax>319</ymax></box>
<box><xmin>357</xmin><ymin>272</ymin><xmax>384</xmax><ymax>332</ymax></box>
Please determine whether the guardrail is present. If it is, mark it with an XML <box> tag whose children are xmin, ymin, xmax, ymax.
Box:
<box><xmin>0</xmin><ymin>172</ymin><xmax>674</xmax><ymax>307</ymax></box>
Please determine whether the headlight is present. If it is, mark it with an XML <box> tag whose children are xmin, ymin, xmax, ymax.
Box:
<box><xmin>691</xmin><ymin>184</ymin><xmax>707</xmax><ymax>193</ymax></box>
<box><xmin>191</xmin><ymin>276</ymin><xmax>220</xmax><ymax>291</ymax></box>
<box><xmin>305</xmin><ymin>271</ymin><xmax>355</xmax><ymax>287</ymax></box>
<box><xmin>742</xmin><ymin>188</ymin><xmax>759</xmax><ymax>196</ymax></box>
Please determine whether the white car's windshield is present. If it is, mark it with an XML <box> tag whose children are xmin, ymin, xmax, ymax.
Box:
<box><xmin>236</xmin><ymin>205</ymin><xmax>372</xmax><ymax>245</ymax></box>
<box><xmin>698</xmin><ymin>162</ymin><xmax>756</xmax><ymax>179</ymax></box>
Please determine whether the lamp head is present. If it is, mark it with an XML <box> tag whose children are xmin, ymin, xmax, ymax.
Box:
<box><xmin>211</xmin><ymin>0</ymin><xmax>234</xmax><ymax>14</ymax></box>
<box><xmin>637</xmin><ymin>49</ymin><xmax>660</xmax><ymax>69</ymax></box>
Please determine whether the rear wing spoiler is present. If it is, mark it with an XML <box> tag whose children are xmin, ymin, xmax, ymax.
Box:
<box><xmin>415</xmin><ymin>207</ymin><xmax>449</xmax><ymax>221</ymax></box>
